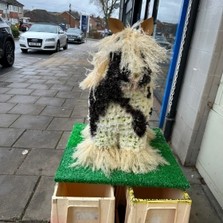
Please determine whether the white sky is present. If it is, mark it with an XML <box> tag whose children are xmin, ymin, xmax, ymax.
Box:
<box><xmin>19</xmin><ymin>0</ymin><xmax>182</xmax><ymax>23</ymax></box>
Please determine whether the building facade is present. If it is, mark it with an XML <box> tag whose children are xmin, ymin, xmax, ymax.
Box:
<box><xmin>0</xmin><ymin>0</ymin><xmax>23</xmax><ymax>24</ymax></box>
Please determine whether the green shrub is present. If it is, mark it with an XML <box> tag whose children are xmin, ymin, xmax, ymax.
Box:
<box><xmin>11</xmin><ymin>24</ymin><xmax>20</xmax><ymax>38</ymax></box>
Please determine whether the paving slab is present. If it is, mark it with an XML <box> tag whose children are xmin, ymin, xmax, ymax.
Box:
<box><xmin>188</xmin><ymin>184</ymin><xmax>223</xmax><ymax>223</ymax></box>
<box><xmin>28</xmin><ymin>83</ymin><xmax>52</xmax><ymax>90</ymax></box>
<box><xmin>31</xmin><ymin>89</ymin><xmax>58</xmax><ymax>97</ymax></box>
<box><xmin>10</xmin><ymin>115</ymin><xmax>52</xmax><ymax>130</ymax></box>
<box><xmin>8</xmin><ymin>95</ymin><xmax>39</xmax><ymax>104</ymax></box>
<box><xmin>0</xmin><ymin>87</ymin><xmax>10</xmax><ymax>94</ymax></box>
<box><xmin>8</xmin><ymin>103</ymin><xmax>46</xmax><ymax>115</ymax></box>
<box><xmin>0</xmin><ymin>102</ymin><xmax>16</xmax><ymax>113</ymax></box>
<box><xmin>47</xmin><ymin>117</ymin><xmax>77</xmax><ymax>131</ymax></box>
<box><xmin>6</xmin><ymin>88</ymin><xmax>34</xmax><ymax>95</ymax></box>
<box><xmin>56</xmin><ymin>131</ymin><xmax>71</xmax><ymax>149</ymax></box>
<box><xmin>17</xmin><ymin>148</ymin><xmax>63</xmax><ymax>176</ymax></box>
<box><xmin>56</xmin><ymin>90</ymin><xmax>81</xmax><ymax>99</ymax></box>
<box><xmin>7</xmin><ymin>82</ymin><xmax>31</xmax><ymax>88</ymax></box>
<box><xmin>0</xmin><ymin>147</ymin><xmax>27</xmax><ymax>174</ymax></box>
<box><xmin>0</xmin><ymin>94</ymin><xmax>13</xmax><ymax>102</ymax></box>
<box><xmin>50</xmin><ymin>84</ymin><xmax>73</xmax><ymax>91</ymax></box>
<box><xmin>0</xmin><ymin>128</ymin><xmax>24</xmax><ymax>147</ymax></box>
<box><xmin>0</xmin><ymin>114</ymin><xmax>19</xmax><ymax>127</ymax></box>
<box><xmin>35</xmin><ymin>96</ymin><xmax>65</xmax><ymax>106</ymax></box>
<box><xmin>41</xmin><ymin>106</ymin><xmax>72</xmax><ymax>117</ymax></box>
<box><xmin>13</xmin><ymin>129</ymin><xmax>62</xmax><ymax>149</ymax></box>
<box><xmin>23</xmin><ymin>176</ymin><xmax>55</xmax><ymax>222</ymax></box>
<box><xmin>46</xmin><ymin>79</ymin><xmax>67</xmax><ymax>85</ymax></box>
<box><xmin>26</xmin><ymin>79</ymin><xmax>47</xmax><ymax>84</ymax></box>
<box><xmin>0</xmin><ymin>175</ymin><xmax>38</xmax><ymax>221</ymax></box>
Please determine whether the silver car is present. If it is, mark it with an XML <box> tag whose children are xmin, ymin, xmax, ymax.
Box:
<box><xmin>19</xmin><ymin>23</ymin><xmax>68</xmax><ymax>53</ymax></box>
<box><xmin>66</xmin><ymin>28</ymin><xmax>85</xmax><ymax>43</ymax></box>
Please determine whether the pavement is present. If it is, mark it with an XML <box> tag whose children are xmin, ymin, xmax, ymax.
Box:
<box><xmin>0</xmin><ymin>39</ymin><xmax>222</xmax><ymax>223</ymax></box>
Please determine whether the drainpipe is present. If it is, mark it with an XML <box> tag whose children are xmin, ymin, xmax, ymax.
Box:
<box><xmin>163</xmin><ymin>0</ymin><xmax>200</xmax><ymax>141</ymax></box>
<box><xmin>159</xmin><ymin>0</ymin><xmax>190</xmax><ymax>129</ymax></box>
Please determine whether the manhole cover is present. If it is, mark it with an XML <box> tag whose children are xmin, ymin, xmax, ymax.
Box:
<box><xmin>0</xmin><ymin>81</ymin><xmax>12</xmax><ymax>87</ymax></box>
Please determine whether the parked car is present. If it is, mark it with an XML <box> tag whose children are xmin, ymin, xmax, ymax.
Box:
<box><xmin>19</xmin><ymin>23</ymin><xmax>68</xmax><ymax>53</ymax></box>
<box><xmin>0</xmin><ymin>17</ymin><xmax>15</xmax><ymax>67</ymax></box>
<box><xmin>19</xmin><ymin>22</ymin><xmax>32</xmax><ymax>32</ymax></box>
<box><xmin>66</xmin><ymin>28</ymin><xmax>85</xmax><ymax>43</ymax></box>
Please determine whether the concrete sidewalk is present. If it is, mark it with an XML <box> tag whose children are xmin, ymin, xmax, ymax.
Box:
<box><xmin>0</xmin><ymin>40</ymin><xmax>222</xmax><ymax>223</ymax></box>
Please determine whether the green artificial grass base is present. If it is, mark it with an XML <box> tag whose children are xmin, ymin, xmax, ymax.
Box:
<box><xmin>55</xmin><ymin>123</ymin><xmax>190</xmax><ymax>190</ymax></box>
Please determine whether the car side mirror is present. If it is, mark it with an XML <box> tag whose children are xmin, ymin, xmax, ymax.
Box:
<box><xmin>59</xmin><ymin>31</ymin><xmax>64</xmax><ymax>34</ymax></box>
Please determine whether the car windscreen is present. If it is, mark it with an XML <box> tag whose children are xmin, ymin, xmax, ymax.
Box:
<box><xmin>67</xmin><ymin>29</ymin><xmax>82</xmax><ymax>34</ymax></box>
<box><xmin>28</xmin><ymin>24</ymin><xmax>57</xmax><ymax>33</ymax></box>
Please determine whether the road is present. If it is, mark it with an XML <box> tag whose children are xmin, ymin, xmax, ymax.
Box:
<box><xmin>0</xmin><ymin>39</ymin><xmax>84</xmax><ymax>75</ymax></box>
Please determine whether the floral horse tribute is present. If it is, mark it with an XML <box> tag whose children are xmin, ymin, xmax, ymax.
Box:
<box><xmin>72</xmin><ymin>18</ymin><xmax>168</xmax><ymax>175</ymax></box>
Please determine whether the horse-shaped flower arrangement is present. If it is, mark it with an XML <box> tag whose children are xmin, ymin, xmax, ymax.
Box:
<box><xmin>71</xmin><ymin>18</ymin><xmax>168</xmax><ymax>175</ymax></box>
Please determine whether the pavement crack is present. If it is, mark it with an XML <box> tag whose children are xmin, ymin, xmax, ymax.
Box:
<box><xmin>20</xmin><ymin>176</ymin><xmax>42</xmax><ymax>221</ymax></box>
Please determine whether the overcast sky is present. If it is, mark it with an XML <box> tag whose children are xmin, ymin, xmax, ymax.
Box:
<box><xmin>19</xmin><ymin>0</ymin><xmax>101</xmax><ymax>15</ymax></box>
<box><xmin>19</xmin><ymin>0</ymin><xmax>182</xmax><ymax>23</ymax></box>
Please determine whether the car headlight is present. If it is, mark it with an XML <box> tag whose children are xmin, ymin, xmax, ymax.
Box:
<box><xmin>19</xmin><ymin>36</ymin><xmax>26</xmax><ymax>41</ymax></box>
<box><xmin>45</xmin><ymin>38</ymin><xmax>56</xmax><ymax>42</ymax></box>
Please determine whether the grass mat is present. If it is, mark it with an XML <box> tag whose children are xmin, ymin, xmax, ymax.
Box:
<box><xmin>55</xmin><ymin>123</ymin><xmax>190</xmax><ymax>190</ymax></box>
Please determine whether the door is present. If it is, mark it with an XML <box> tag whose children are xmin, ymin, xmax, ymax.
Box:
<box><xmin>196</xmin><ymin>73</ymin><xmax>223</xmax><ymax>209</ymax></box>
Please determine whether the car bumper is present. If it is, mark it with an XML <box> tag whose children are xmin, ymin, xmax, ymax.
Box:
<box><xmin>19</xmin><ymin>39</ymin><xmax>57</xmax><ymax>51</ymax></box>
<box><xmin>67</xmin><ymin>37</ymin><xmax>82</xmax><ymax>43</ymax></box>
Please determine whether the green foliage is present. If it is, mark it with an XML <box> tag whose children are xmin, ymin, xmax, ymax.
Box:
<box><xmin>11</xmin><ymin>24</ymin><xmax>20</xmax><ymax>38</ymax></box>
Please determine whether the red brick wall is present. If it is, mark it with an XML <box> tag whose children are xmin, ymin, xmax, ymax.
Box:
<box><xmin>9</xmin><ymin>11</ymin><xmax>19</xmax><ymax>19</ymax></box>
<box><xmin>60</xmin><ymin>12</ymin><xmax>79</xmax><ymax>28</ymax></box>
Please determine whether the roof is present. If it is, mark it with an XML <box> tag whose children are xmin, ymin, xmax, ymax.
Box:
<box><xmin>0</xmin><ymin>0</ymin><xmax>24</xmax><ymax>7</ymax></box>
<box><xmin>24</xmin><ymin>9</ymin><xmax>66</xmax><ymax>24</ymax></box>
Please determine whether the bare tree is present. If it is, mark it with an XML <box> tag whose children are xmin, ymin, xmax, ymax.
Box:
<box><xmin>90</xmin><ymin>0</ymin><xmax>119</xmax><ymax>28</ymax></box>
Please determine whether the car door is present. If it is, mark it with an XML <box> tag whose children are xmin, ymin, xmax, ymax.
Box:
<box><xmin>58</xmin><ymin>26</ymin><xmax>66</xmax><ymax>46</ymax></box>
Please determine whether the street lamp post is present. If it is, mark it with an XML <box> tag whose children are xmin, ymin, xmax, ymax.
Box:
<box><xmin>69</xmin><ymin>3</ymin><xmax>71</xmax><ymax>27</ymax></box>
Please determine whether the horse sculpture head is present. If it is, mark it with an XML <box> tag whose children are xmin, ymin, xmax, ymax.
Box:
<box><xmin>80</xmin><ymin>17</ymin><xmax>167</xmax><ymax>91</ymax></box>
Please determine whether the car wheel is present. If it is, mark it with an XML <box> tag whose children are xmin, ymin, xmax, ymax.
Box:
<box><xmin>21</xmin><ymin>49</ymin><xmax>28</xmax><ymax>53</ymax></box>
<box><xmin>55</xmin><ymin>41</ymin><xmax>60</xmax><ymax>52</ymax></box>
<box><xmin>63</xmin><ymin>40</ymin><xmax>68</xmax><ymax>50</ymax></box>
<box><xmin>1</xmin><ymin>40</ymin><xmax>14</xmax><ymax>67</ymax></box>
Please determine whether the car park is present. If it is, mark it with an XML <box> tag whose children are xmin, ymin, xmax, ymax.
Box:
<box><xmin>0</xmin><ymin>17</ymin><xmax>15</xmax><ymax>67</ymax></box>
<box><xmin>66</xmin><ymin>28</ymin><xmax>85</xmax><ymax>43</ymax></box>
<box><xmin>19</xmin><ymin>23</ymin><xmax>68</xmax><ymax>53</ymax></box>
